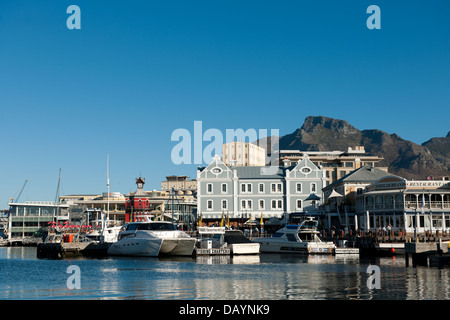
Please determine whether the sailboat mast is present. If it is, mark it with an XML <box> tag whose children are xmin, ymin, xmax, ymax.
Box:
<box><xmin>54</xmin><ymin>169</ymin><xmax>61</xmax><ymax>223</ymax></box>
<box><xmin>107</xmin><ymin>152</ymin><xmax>110</xmax><ymax>222</ymax></box>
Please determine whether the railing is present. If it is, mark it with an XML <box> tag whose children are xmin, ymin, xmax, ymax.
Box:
<box><xmin>405</xmin><ymin>201</ymin><xmax>450</xmax><ymax>210</ymax></box>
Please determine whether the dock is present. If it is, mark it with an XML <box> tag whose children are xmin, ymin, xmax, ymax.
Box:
<box><xmin>404</xmin><ymin>241</ymin><xmax>450</xmax><ymax>267</ymax></box>
<box><xmin>36</xmin><ymin>242</ymin><xmax>90</xmax><ymax>259</ymax></box>
<box><xmin>194</xmin><ymin>247</ymin><xmax>231</xmax><ymax>256</ymax></box>
<box><xmin>334</xmin><ymin>247</ymin><xmax>359</xmax><ymax>254</ymax></box>
<box><xmin>0</xmin><ymin>237</ymin><xmax>41</xmax><ymax>247</ymax></box>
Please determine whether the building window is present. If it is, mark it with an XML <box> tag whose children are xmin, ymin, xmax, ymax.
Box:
<box><xmin>345</xmin><ymin>162</ymin><xmax>353</xmax><ymax>168</ymax></box>
<box><xmin>221</xmin><ymin>200</ymin><xmax>227</xmax><ymax>210</ymax></box>
<box><xmin>296</xmin><ymin>183</ymin><xmax>302</xmax><ymax>193</ymax></box>
<box><xmin>271</xmin><ymin>183</ymin><xmax>282</xmax><ymax>193</ymax></box>
<box><xmin>271</xmin><ymin>200</ymin><xmax>277</xmax><ymax>209</ymax></box>
<box><xmin>259</xmin><ymin>183</ymin><xmax>264</xmax><ymax>193</ymax></box>
<box><xmin>247</xmin><ymin>200</ymin><xmax>252</xmax><ymax>209</ymax></box>
<box><xmin>311</xmin><ymin>183</ymin><xmax>317</xmax><ymax>193</ymax></box>
<box><xmin>207</xmin><ymin>200</ymin><xmax>213</xmax><ymax>210</ymax></box>
<box><xmin>241</xmin><ymin>200</ymin><xmax>246</xmax><ymax>209</ymax></box>
<box><xmin>221</xmin><ymin>183</ymin><xmax>227</xmax><ymax>194</ymax></box>
<box><xmin>277</xmin><ymin>200</ymin><xmax>283</xmax><ymax>209</ymax></box>
<box><xmin>241</xmin><ymin>183</ymin><xmax>252</xmax><ymax>194</ymax></box>
<box><xmin>259</xmin><ymin>200</ymin><xmax>265</xmax><ymax>210</ymax></box>
<box><xmin>296</xmin><ymin>200</ymin><xmax>302</xmax><ymax>210</ymax></box>
<box><xmin>207</xmin><ymin>183</ymin><xmax>213</xmax><ymax>194</ymax></box>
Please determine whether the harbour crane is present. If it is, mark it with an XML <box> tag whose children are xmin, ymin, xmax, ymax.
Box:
<box><xmin>11</xmin><ymin>179</ymin><xmax>28</xmax><ymax>204</ymax></box>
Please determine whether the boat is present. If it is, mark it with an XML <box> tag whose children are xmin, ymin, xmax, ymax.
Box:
<box><xmin>225</xmin><ymin>230</ymin><xmax>260</xmax><ymax>255</ymax></box>
<box><xmin>84</xmin><ymin>219</ymin><xmax>122</xmax><ymax>243</ymax></box>
<box><xmin>194</xmin><ymin>227</ymin><xmax>260</xmax><ymax>255</ymax></box>
<box><xmin>253</xmin><ymin>217</ymin><xmax>335</xmax><ymax>254</ymax></box>
<box><xmin>107</xmin><ymin>220</ymin><xmax>196</xmax><ymax>257</ymax></box>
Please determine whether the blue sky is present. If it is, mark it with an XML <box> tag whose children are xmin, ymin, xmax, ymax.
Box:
<box><xmin>1</xmin><ymin>0</ymin><xmax>449</xmax><ymax>209</ymax></box>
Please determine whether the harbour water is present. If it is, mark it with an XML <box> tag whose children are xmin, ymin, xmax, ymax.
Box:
<box><xmin>0</xmin><ymin>247</ymin><xmax>449</xmax><ymax>300</ymax></box>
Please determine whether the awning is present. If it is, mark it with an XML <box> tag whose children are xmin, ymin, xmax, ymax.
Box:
<box><xmin>305</xmin><ymin>193</ymin><xmax>321</xmax><ymax>201</ymax></box>
<box><xmin>327</xmin><ymin>189</ymin><xmax>343</xmax><ymax>199</ymax></box>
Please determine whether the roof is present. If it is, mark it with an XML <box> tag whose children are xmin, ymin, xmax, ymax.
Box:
<box><xmin>324</xmin><ymin>165</ymin><xmax>393</xmax><ymax>190</ymax></box>
<box><xmin>232</xmin><ymin>166</ymin><xmax>287</xmax><ymax>179</ymax></box>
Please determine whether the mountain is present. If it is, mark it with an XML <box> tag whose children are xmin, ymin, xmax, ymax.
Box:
<box><xmin>278</xmin><ymin>116</ymin><xmax>450</xmax><ymax>180</ymax></box>
<box><xmin>422</xmin><ymin>132</ymin><xmax>450</xmax><ymax>172</ymax></box>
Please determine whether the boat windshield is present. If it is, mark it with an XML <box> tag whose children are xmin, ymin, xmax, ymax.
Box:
<box><xmin>138</xmin><ymin>223</ymin><xmax>177</xmax><ymax>231</ymax></box>
<box><xmin>301</xmin><ymin>220</ymin><xmax>317</xmax><ymax>230</ymax></box>
<box><xmin>125</xmin><ymin>223</ymin><xmax>177</xmax><ymax>231</ymax></box>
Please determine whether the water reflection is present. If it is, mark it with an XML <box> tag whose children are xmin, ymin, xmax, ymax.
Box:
<box><xmin>0</xmin><ymin>247</ymin><xmax>449</xmax><ymax>300</ymax></box>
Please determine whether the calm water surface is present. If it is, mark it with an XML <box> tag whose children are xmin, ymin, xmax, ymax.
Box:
<box><xmin>0</xmin><ymin>247</ymin><xmax>449</xmax><ymax>300</ymax></box>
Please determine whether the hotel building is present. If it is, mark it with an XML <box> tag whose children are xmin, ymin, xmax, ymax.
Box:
<box><xmin>280</xmin><ymin>146</ymin><xmax>386</xmax><ymax>186</ymax></box>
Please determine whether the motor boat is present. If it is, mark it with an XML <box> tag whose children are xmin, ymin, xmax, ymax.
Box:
<box><xmin>85</xmin><ymin>220</ymin><xmax>122</xmax><ymax>243</ymax></box>
<box><xmin>107</xmin><ymin>220</ymin><xmax>196</xmax><ymax>257</ymax></box>
<box><xmin>224</xmin><ymin>230</ymin><xmax>260</xmax><ymax>255</ymax></box>
<box><xmin>253</xmin><ymin>217</ymin><xmax>335</xmax><ymax>254</ymax></box>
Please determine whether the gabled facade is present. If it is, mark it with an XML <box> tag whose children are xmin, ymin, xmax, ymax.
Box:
<box><xmin>197</xmin><ymin>155</ymin><xmax>325</xmax><ymax>225</ymax></box>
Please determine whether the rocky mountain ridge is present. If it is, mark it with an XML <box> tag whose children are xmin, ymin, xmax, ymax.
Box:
<box><xmin>278</xmin><ymin>116</ymin><xmax>450</xmax><ymax>180</ymax></box>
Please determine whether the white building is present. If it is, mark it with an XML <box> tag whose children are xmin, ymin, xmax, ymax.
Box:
<box><xmin>222</xmin><ymin>141</ymin><xmax>266</xmax><ymax>167</ymax></box>
<box><xmin>355</xmin><ymin>176</ymin><xmax>450</xmax><ymax>234</ymax></box>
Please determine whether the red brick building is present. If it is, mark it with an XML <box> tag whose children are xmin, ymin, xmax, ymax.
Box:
<box><xmin>125</xmin><ymin>177</ymin><xmax>151</xmax><ymax>222</ymax></box>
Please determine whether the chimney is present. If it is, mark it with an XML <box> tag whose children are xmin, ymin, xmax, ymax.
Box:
<box><xmin>283</xmin><ymin>158</ymin><xmax>291</xmax><ymax>168</ymax></box>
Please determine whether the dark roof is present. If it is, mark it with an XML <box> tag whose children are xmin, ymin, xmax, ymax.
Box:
<box><xmin>324</xmin><ymin>165</ymin><xmax>393</xmax><ymax>190</ymax></box>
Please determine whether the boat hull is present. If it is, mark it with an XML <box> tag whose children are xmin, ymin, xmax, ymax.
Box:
<box><xmin>107</xmin><ymin>237</ymin><xmax>162</xmax><ymax>257</ymax></box>
<box><xmin>230</xmin><ymin>243</ymin><xmax>260</xmax><ymax>255</ymax></box>
<box><xmin>159</xmin><ymin>238</ymin><xmax>196</xmax><ymax>256</ymax></box>
<box><xmin>257</xmin><ymin>240</ymin><xmax>334</xmax><ymax>254</ymax></box>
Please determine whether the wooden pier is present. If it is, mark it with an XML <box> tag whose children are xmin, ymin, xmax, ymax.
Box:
<box><xmin>36</xmin><ymin>242</ymin><xmax>90</xmax><ymax>259</ymax></box>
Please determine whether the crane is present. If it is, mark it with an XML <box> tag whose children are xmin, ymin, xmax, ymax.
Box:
<box><xmin>12</xmin><ymin>179</ymin><xmax>28</xmax><ymax>204</ymax></box>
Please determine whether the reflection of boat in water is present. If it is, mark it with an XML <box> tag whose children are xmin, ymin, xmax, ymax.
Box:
<box><xmin>254</xmin><ymin>217</ymin><xmax>335</xmax><ymax>254</ymax></box>
<box><xmin>107</xmin><ymin>221</ymin><xmax>196</xmax><ymax>257</ymax></box>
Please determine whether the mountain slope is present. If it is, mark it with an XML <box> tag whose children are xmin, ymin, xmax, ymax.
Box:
<box><xmin>279</xmin><ymin>116</ymin><xmax>449</xmax><ymax>180</ymax></box>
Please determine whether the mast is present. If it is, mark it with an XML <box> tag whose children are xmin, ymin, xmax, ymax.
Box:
<box><xmin>54</xmin><ymin>169</ymin><xmax>61</xmax><ymax>223</ymax></box>
<box><xmin>107</xmin><ymin>152</ymin><xmax>110</xmax><ymax>222</ymax></box>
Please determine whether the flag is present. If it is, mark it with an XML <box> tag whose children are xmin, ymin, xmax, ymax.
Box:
<box><xmin>226</xmin><ymin>210</ymin><xmax>230</xmax><ymax>228</ymax></box>
<box><xmin>198</xmin><ymin>212</ymin><xmax>202</xmax><ymax>227</ymax></box>
<box><xmin>220</xmin><ymin>211</ymin><xmax>224</xmax><ymax>227</ymax></box>
<box><xmin>260</xmin><ymin>212</ymin><xmax>264</xmax><ymax>235</ymax></box>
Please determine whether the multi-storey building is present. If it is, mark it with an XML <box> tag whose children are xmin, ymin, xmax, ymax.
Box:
<box><xmin>222</xmin><ymin>141</ymin><xmax>266</xmax><ymax>167</ymax></box>
<box><xmin>197</xmin><ymin>155</ymin><xmax>325</xmax><ymax>226</ymax></box>
<box><xmin>355</xmin><ymin>176</ymin><xmax>450</xmax><ymax>234</ymax></box>
<box><xmin>6</xmin><ymin>201</ymin><xmax>69</xmax><ymax>238</ymax></box>
<box><xmin>280</xmin><ymin>146</ymin><xmax>386</xmax><ymax>187</ymax></box>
